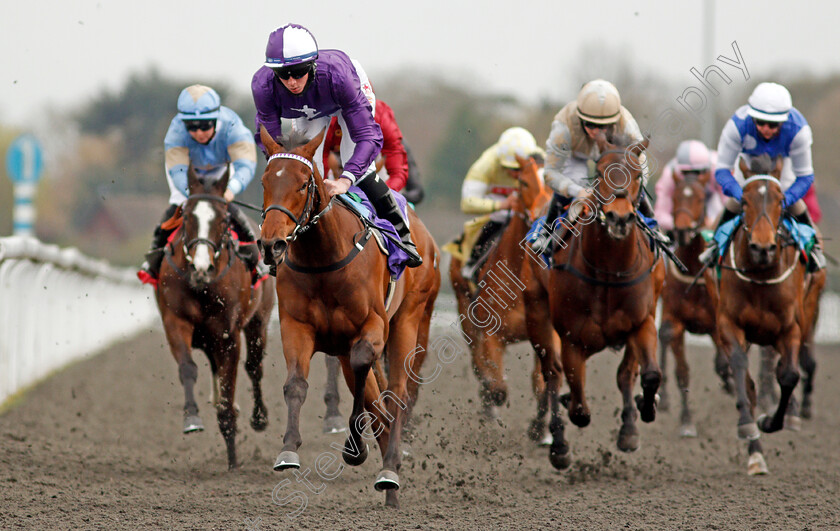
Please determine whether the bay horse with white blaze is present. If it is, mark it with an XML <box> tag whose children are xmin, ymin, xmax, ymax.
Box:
<box><xmin>155</xmin><ymin>166</ymin><xmax>276</xmax><ymax>469</ymax></box>
<box><xmin>258</xmin><ymin>126</ymin><xmax>440</xmax><ymax>508</ymax></box>
<box><xmin>704</xmin><ymin>155</ymin><xmax>825</xmax><ymax>475</ymax></box>
<box><xmin>658</xmin><ymin>166</ymin><xmax>731</xmax><ymax>438</ymax></box>
<box><xmin>448</xmin><ymin>154</ymin><xmax>557</xmax><ymax>442</ymax></box>
<box><xmin>524</xmin><ymin>133</ymin><xmax>665</xmax><ymax>468</ymax></box>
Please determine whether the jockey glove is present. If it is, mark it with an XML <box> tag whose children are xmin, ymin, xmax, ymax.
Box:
<box><xmin>715</xmin><ymin>169</ymin><xmax>743</xmax><ymax>202</ymax></box>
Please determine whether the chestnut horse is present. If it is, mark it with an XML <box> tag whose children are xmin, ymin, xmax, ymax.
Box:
<box><xmin>704</xmin><ymin>155</ymin><xmax>824</xmax><ymax>475</ymax></box>
<box><xmin>156</xmin><ymin>166</ymin><xmax>276</xmax><ymax>469</ymax></box>
<box><xmin>448</xmin><ymin>154</ymin><xmax>557</xmax><ymax>442</ymax></box>
<box><xmin>524</xmin><ymin>133</ymin><xmax>665</xmax><ymax>468</ymax></box>
<box><xmin>658</xmin><ymin>167</ymin><xmax>731</xmax><ymax>438</ymax></box>
<box><xmin>258</xmin><ymin>127</ymin><xmax>440</xmax><ymax>508</ymax></box>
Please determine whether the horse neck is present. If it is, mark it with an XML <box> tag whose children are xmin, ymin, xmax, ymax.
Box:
<box><xmin>675</xmin><ymin>233</ymin><xmax>707</xmax><ymax>273</ymax></box>
<box><xmin>287</xmin><ymin>179</ymin><xmax>358</xmax><ymax>265</ymax></box>
<box><xmin>491</xmin><ymin>214</ymin><xmax>528</xmax><ymax>274</ymax></box>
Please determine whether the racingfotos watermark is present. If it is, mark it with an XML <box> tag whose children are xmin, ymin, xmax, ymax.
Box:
<box><xmin>269</xmin><ymin>261</ymin><xmax>525</xmax><ymax>521</ymax></box>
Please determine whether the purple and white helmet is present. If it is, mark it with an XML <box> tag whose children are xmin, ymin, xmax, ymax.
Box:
<box><xmin>264</xmin><ymin>24</ymin><xmax>318</xmax><ymax>68</ymax></box>
<box><xmin>675</xmin><ymin>140</ymin><xmax>711</xmax><ymax>173</ymax></box>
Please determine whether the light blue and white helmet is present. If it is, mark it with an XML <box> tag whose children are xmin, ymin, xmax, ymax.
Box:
<box><xmin>176</xmin><ymin>85</ymin><xmax>221</xmax><ymax>121</ymax></box>
<box><xmin>264</xmin><ymin>24</ymin><xmax>319</xmax><ymax>68</ymax></box>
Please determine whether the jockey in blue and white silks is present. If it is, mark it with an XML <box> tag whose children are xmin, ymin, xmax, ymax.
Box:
<box><xmin>250</xmin><ymin>23</ymin><xmax>422</xmax><ymax>267</ymax></box>
<box><xmin>138</xmin><ymin>84</ymin><xmax>267</xmax><ymax>285</ymax></box>
<box><xmin>701</xmin><ymin>82</ymin><xmax>824</xmax><ymax>269</ymax></box>
<box><xmin>164</xmin><ymin>95</ymin><xmax>257</xmax><ymax>205</ymax></box>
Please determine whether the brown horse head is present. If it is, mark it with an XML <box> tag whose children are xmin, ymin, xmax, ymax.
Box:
<box><xmin>181</xmin><ymin>165</ymin><xmax>231</xmax><ymax>287</ymax></box>
<box><xmin>514</xmin><ymin>153</ymin><xmax>551</xmax><ymax>219</ymax></box>
<box><xmin>671</xmin><ymin>167</ymin><xmax>711</xmax><ymax>247</ymax></box>
<box><xmin>589</xmin><ymin>131</ymin><xmax>650</xmax><ymax>240</ymax></box>
<box><xmin>258</xmin><ymin>125</ymin><xmax>326</xmax><ymax>266</ymax></box>
<box><xmin>738</xmin><ymin>154</ymin><xmax>784</xmax><ymax>266</ymax></box>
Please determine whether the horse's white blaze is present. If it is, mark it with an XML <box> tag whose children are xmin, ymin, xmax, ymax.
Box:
<box><xmin>683</xmin><ymin>188</ymin><xmax>694</xmax><ymax>197</ymax></box>
<box><xmin>758</xmin><ymin>184</ymin><xmax>767</xmax><ymax>196</ymax></box>
<box><xmin>193</xmin><ymin>201</ymin><xmax>216</xmax><ymax>272</ymax></box>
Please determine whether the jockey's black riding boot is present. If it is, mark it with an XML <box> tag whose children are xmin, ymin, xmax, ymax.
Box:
<box><xmin>140</xmin><ymin>204</ymin><xmax>178</xmax><ymax>279</ymax></box>
<box><xmin>228</xmin><ymin>204</ymin><xmax>269</xmax><ymax>283</ymax></box>
<box><xmin>638</xmin><ymin>192</ymin><xmax>669</xmax><ymax>244</ymax></box>
<box><xmin>530</xmin><ymin>193</ymin><xmax>561</xmax><ymax>253</ymax></box>
<box><xmin>699</xmin><ymin>207</ymin><xmax>739</xmax><ymax>265</ymax></box>
<box><xmin>793</xmin><ymin>210</ymin><xmax>826</xmax><ymax>271</ymax></box>
<box><xmin>358</xmin><ymin>171</ymin><xmax>423</xmax><ymax>268</ymax></box>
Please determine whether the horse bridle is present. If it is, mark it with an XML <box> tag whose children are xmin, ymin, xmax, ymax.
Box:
<box><xmin>591</xmin><ymin>148</ymin><xmax>644</xmax><ymax>224</ymax></box>
<box><xmin>261</xmin><ymin>152</ymin><xmax>333</xmax><ymax>243</ymax></box>
<box><xmin>672</xmin><ymin>175</ymin><xmax>706</xmax><ymax>238</ymax></box>
<box><xmin>181</xmin><ymin>193</ymin><xmax>230</xmax><ymax>262</ymax></box>
<box><xmin>740</xmin><ymin>175</ymin><xmax>784</xmax><ymax>237</ymax></box>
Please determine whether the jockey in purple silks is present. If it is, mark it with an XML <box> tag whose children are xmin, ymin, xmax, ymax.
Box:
<box><xmin>251</xmin><ymin>23</ymin><xmax>422</xmax><ymax>267</ymax></box>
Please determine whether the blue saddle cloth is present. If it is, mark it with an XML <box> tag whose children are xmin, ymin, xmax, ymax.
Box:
<box><xmin>341</xmin><ymin>186</ymin><xmax>410</xmax><ymax>279</ymax></box>
<box><xmin>713</xmin><ymin>214</ymin><xmax>816</xmax><ymax>258</ymax></box>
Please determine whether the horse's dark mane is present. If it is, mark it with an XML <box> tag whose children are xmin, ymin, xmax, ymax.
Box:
<box><xmin>277</xmin><ymin>131</ymin><xmax>313</xmax><ymax>151</ymax></box>
<box><xmin>748</xmin><ymin>153</ymin><xmax>777</xmax><ymax>175</ymax></box>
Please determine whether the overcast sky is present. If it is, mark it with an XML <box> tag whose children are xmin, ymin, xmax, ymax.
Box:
<box><xmin>2</xmin><ymin>0</ymin><xmax>838</xmax><ymax>127</ymax></box>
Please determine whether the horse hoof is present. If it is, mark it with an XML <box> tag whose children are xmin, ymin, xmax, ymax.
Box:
<box><xmin>273</xmin><ymin>451</ymin><xmax>301</xmax><ymax>471</ymax></box>
<box><xmin>374</xmin><ymin>469</ymin><xmax>400</xmax><ymax>491</ymax></box>
<box><xmin>527</xmin><ymin>419</ymin><xmax>546</xmax><ymax>442</ymax></box>
<box><xmin>251</xmin><ymin>411</ymin><xmax>268</xmax><ymax>432</ymax></box>
<box><xmin>481</xmin><ymin>404</ymin><xmax>500</xmax><ymax>420</ymax></box>
<box><xmin>635</xmin><ymin>393</ymin><xmax>657</xmax><ymax>423</ymax></box>
<box><xmin>559</xmin><ymin>393</ymin><xmax>571</xmax><ymax>410</ymax></box>
<box><xmin>756</xmin><ymin>414</ymin><xmax>781</xmax><ymax>434</ymax></box>
<box><xmin>539</xmin><ymin>432</ymin><xmax>553</xmax><ymax>446</ymax></box>
<box><xmin>323</xmin><ymin>415</ymin><xmax>347</xmax><ymax>434</ymax></box>
<box><xmin>679</xmin><ymin>423</ymin><xmax>698</xmax><ymax>438</ymax></box>
<box><xmin>569</xmin><ymin>406</ymin><xmax>590</xmax><ymax>428</ymax></box>
<box><xmin>549</xmin><ymin>444</ymin><xmax>572</xmax><ymax>469</ymax></box>
<box><xmin>784</xmin><ymin>415</ymin><xmax>802</xmax><ymax>432</ymax></box>
<box><xmin>342</xmin><ymin>440</ymin><xmax>369</xmax><ymax>466</ymax></box>
<box><xmin>617</xmin><ymin>425</ymin><xmax>640</xmax><ymax>453</ymax></box>
<box><xmin>737</xmin><ymin>421</ymin><xmax>760</xmax><ymax>440</ymax></box>
<box><xmin>183</xmin><ymin>415</ymin><xmax>205</xmax><ymax>433</ymax></box>
<box><xmin>747</xmin><ymin>452</ymin><xmax>769</xmax><ymax>476</ymax></box>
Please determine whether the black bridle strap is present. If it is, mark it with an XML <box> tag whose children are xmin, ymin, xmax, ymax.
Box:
<box><xmin>283</xmin><ymin>228</ymin><xmax>373</xmax><ymax>274</ymax></box>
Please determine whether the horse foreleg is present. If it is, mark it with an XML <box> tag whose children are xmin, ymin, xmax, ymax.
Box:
<box><xmin>799</xmin><ymin>341</ymin><xmax>816</xmax><ymax>419</ymax></box>
<box><xmin>216</xmin><ymin>338</ymin><xmax>240</xmax><ymax>470</ymax></box>
<box><xmin>657</xmin><ymin>318</ymin><xmax>674</xmax><ymax>412</ymax></box>
<box><xmin>713</xmin><ymin>329</ymin><xmax>735</xmax><ymax>395</ymax></box>
<box><xmin>616</xmin><ymin>343</ymin><xmax>641</xmax><ymax>452</ymax></box>
<box><xmin>471</xmin><ymin>335</ymin><xmax>507</xmax><ymax>418</ymax></box>
<box><xmin>759</xmin><ymin>335</ymin><xmax>801</xmax><ymax>434</ymax></box>
<box><xmin>670</xmin><ymin>324</ymin><xmax>696</xmax><ymax>437</ymax></box>
<box><xmin>322</xmin><ymin>356</ymin><xmax>345</xmax><ymax>433</ymax></box>
<box><xmin>636</xmin><ymin>317</ymin><xmax>662</xmax><ymax>424</ymax></box>
<box><xmin>273</xmin><ymin>327</ymin><xmax>315</xmax><ymax>471</ymax></box>
<box><xmin>342</xmin><ymin>323</ymin><xmax>384</xmax><ymax>468</ymax></box>
<box><xmin>757</xmin><ymin>346</ymin><xmax>778</xmax><ymax>413</ymax></box>
<box><xmin>162</xmin><ymin>315</ymin><xmax>203</xmax><ymax>433</ymax></box>
<box><xmin>528</xmin><ymin>354</ymin><xmax>550</xmax><ymax>445</ymax></box>
<box><xmin>243</xmin><ymin>317</ymin><xmax>268</xmax><ymax>432</ymax></box>
<box><xmin>561</xmin><ymin>342</ymin><xmax>590</xmax><ymax>428</ymax></box>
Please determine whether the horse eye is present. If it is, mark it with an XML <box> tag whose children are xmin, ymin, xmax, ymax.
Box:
<box><xmin>299</xmin><ymin>183</ymin><xmax>307</xmax><ymax>192</ymax></box>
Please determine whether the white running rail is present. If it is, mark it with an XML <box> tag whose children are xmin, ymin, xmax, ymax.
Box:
<box><xmin>0</xmin><ymin>236</ymin><xmax>157</xmax><ymax>406</ymax></box>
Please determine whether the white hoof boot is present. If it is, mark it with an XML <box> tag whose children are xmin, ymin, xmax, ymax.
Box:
<box><xmin>747</xmin><ymin>452</ymin><xmax>769</xmax><ymax>476</ymax></box>
<box><xmin>273</xmin><ymin>451</ymin><xmax>301</xmax><ymax>471</ymax></box>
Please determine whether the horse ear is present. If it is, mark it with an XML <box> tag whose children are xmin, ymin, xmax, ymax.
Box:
<box><xmin>187</xmin><ymin>164</ymin><xmax>200</xmax><ymax>193</ymax></box>
<box><xmin>214</xmin><ymin>166</ymin><xmax>230</xmax><ymax>195</ymax></box>
<box><xmin>738</xmin><ymin>156</ymin><xmax>751</xmax><ymax>178</ymax></box>
<box><xmin>593</xmin><ymin>130</ymin><xmax>610</xmax><ymax>152</ymax></box>
<box><xmin>629</xmin><ymin>138</ymin><xmax>650</xmax><ymax>157</ymax></box>
<box><xmin>513</xmin><ymin>154</ymin><xmax>530</xmax><ymax>176</ymax></box>
<box><xmin>300</xmin><ymin>127</ymin><xmax>327</xmax><ymax>160</ymax></box>
<box><xmin>260</xmin><ymin>124</ymin><xmax>283</xmax><ymax>155</ymax></box>
<box><xmin>773</xmin><ymin>155</ymin><xmax>783</xmax><ymax>177</ymax></box>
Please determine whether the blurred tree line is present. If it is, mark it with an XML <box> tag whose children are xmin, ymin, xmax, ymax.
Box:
<box><xmin>3</xmin><ymin>55</ymin><xmax>840</xmax><ymax>273</ymax></box>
